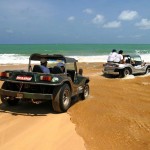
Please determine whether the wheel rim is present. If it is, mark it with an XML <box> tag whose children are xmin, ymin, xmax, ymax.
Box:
<box><xmin>124</xmin><ymin>69</ymin><xmax>130</xmax><ymax>76</ymax></box>
<box><xmin>62</xmin><ymin>89</ymin><xmax>70</xmax><ymax>107</ymax></box>
<box><xmin>84</xmin><ymin>86</ymin><xmax>89</xmax><ymax>98</ymax></box>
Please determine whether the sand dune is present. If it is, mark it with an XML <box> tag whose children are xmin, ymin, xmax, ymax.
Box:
<box><xmin>0</xmin><ymin>63</ymin><xmax>150</xmax><ymax>150</ymax></box>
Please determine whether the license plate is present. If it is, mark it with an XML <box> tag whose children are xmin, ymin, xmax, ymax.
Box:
<box><xmin>16</xmin><ymin>93</ymin><xmax>23</xmax><ymax>98</ymax></box>
<box><xmin>16</xmin><ymin>76</ymin><xmax>32</xmax><ymax>81</ymax></box>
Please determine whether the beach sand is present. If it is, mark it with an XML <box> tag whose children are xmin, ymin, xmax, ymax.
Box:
<box><xmin>0</xmin><ymin>63</ymin><xmax>150</xmax><ymax>150</ymax></box>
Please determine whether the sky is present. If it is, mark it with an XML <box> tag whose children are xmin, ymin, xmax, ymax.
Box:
<box><xmin>0</xmin><ymin>0</ymin><xmax>150</xmax><ymax>44</ymax></box>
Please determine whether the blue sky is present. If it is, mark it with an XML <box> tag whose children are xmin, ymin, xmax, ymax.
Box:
<box><xmin>0</xmin><ymin>0</ymin><xmax>150</xmax><ymax>44</ymax></box>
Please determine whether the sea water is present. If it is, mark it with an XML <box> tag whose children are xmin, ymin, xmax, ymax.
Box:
<box><xmin>0</xmin><ymin>44</ymin><xmax>150</xmax><ymax>64</ymax></box>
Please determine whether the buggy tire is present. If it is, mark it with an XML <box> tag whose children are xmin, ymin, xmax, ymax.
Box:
<box><xmin>119</xmin><ymin>68</ymin><xmax>131</xmax><ymax>78</ymax></box>
<box><xmin>52</xmin><ymin>84</ymin><xmax>71</xmax><ymax>113</ymax></box>
<box><xmin>145</xmin><ymin>67</ymin><xmax>150</xmax><ymax>74</ymax></box>
<box><xmin>1</xmin><ymin>82</ymin><xmax>19</xmax><ymax>106</ymax></box>
<box><xmin>80</xmin><ymin>84</ymin><xmax>89</xmax><ymax>100</ymax></box>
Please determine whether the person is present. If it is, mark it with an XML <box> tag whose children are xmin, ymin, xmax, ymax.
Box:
<box><xmin>107</xmin><ymin>49</ymin><xmax>117</xmax><ymax>62</ymax></box>
<box><xmin>40</xmin><ymin>58</ymin><xmax>50</xmax><ymax>73</ymax></box>
<box><xmin>113</xmin><ymin>50</ymin><xmax>124</xmax><ymax>63</ymax></box>
<box><xmin>57</xmin><ymin>62</ymin><xmax>65</xmax><ymax>73</ymax></box>
<box><xmin>123</xmin><ymin>56</ymin><xmax>130</xmax><ymax>64</ymax></box>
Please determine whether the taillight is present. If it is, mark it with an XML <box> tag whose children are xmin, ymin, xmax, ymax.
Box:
<box><xmin>40</xmin><ymin>76</ymin><xmax>52</xmax><ymax>81</ymax></box>
<box><xmin>0</xmin><ymin>72</ymin><xmax>9</xmax><ymax>77</ymax></box>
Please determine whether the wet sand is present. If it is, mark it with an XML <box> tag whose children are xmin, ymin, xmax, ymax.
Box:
<box><xmin>0</xmin><ymin>63</ymin><xmax>150</xmax><ymax>150</ymax></box>
<box><xmin>69</xmin><ymin>62</ymin><xmax>150</xmax><ymax>150</ymax></box>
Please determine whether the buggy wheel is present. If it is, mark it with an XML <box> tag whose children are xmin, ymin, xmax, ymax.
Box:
<box><xmin>52</xmin><ymin>84</ymin><xmax>71</xmax><ymax>113</ymax></box>
<box><xmin>80</xmin><ymin>84</ymin><xmax>89</xmax><ymax>100</ymax></box>
<box><xmin>146</xmin><ymin>67</ymin><xmax>150</xmax><ymax>74</ymax></box>
<box><xmin>119</xmin><ymin>68</ymin><xmax>131</xmax><ymax>78</ymax></box>
<box><xmin>1</xmin><ymin>82</ymin><xmax>19</xmax><ymax>106</ymax></box>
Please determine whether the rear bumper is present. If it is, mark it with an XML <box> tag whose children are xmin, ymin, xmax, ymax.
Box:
<box><xmin>0</xmin><ymin>89</ymin><xmax>53</xmax><ymax>100</ymax></box>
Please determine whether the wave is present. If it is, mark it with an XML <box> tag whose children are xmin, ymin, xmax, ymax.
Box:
<box><xmin>0</xmin><ymin>54</ymin><xmax>149</xmax><ymax>64</ymax></box>
<box><xmin>0</xmin><ymin>54</ymin><xmax>29</xmax><ymax>64</ymax></box>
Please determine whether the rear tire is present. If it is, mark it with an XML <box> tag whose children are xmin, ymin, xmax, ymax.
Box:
<box><xmin>119</xmin><ymin>68</ymin><xmax>131</xmax><ymax>78</ymax></box>
<box><xmin>1</xmin><ymin>82</ymin><xmax>19</xmax><ymax>106</ymax></box>
<box><xmin>52</xmin><ymin>84</ymin><xmax>71</xmax><ymax>113</ymax></box>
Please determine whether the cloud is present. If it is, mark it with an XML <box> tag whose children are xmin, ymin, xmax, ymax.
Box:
<box><xmin>117</xmin><ymin>34</ymin><xmax>142</xmax><ymax>39</ymax></box>
<box><xmin>135</xmin><ymin>18</ymin><xmax>150</xmax><ymax>29</ymax></box>
<box><xmin>118</xmin><ymin>10</ymin><xmax>138</xmax><ymax>21</ymax></box>
<box><xmin>83</xmin><ymin>8</ymin><xmax>93</xmax><ymax>14</ymax></box>
<box><xmin>92</xmin><ymin>14</ymin><xmax>104</xmax><ymax>24</ymax></box>
<box><xmin>103</xmin><ymin>21</ymin><xmax>121</xmax><ymax>28</ymax></box>
<box><xmin>6</xmin><ymin>29</ymin><xmax>14</xmax><ymax>34</ymax></box>
<box><xmin>0</xmin><ymin>1</ymin><xmax>54</xmax><ymax>23</ymax></box>
<box><xmin>130</xmin><ymin>35</ymin><xmax>142</xmax><ymax>38</ymax></box>
<box><xmin>67</xmin><ymin>16</ymin><xmax>75</xmax><ymax>21</ymax></box>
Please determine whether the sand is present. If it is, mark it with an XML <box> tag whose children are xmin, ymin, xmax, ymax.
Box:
<box><xmin>0</xmin><ymin>63</ymin><xmax>150</xmax><ymax>150</ymax></box>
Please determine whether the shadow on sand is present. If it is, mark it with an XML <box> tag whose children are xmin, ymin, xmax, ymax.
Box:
<box><xmin>0</xmin><ymin>97</ymin><xmax>79</xmax><ymax>117</ymax></box>
<box><xmin>0</xmin><ymin>101</ymin><xmax>55</xmax><ymax>116</ymax></box>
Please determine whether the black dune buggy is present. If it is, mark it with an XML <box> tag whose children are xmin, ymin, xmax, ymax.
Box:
<box><xmin>0</xmin><ymin>53</ymin><xmax>90</xmax><ymax>113</ymax></box>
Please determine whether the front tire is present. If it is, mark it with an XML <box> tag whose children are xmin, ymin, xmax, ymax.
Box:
<box><xmin>80</xmin><ymin>84</ymin><xmax>89</xmax><ymax>100</ymax></box>
<box><xmin>52</xmin><ymin>84</ymin><xmax>71</xmax><ymax>113</ymax></box>
<box><xmin>145</xmin><ymin>67</ymin><xmax>150</xmax><ymax>74</ymax></box>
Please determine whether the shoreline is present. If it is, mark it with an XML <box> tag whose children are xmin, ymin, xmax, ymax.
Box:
<box><xmin>0</xmin><ymin>54</ymin><xmax>150</xmax><ymax>64</ymax></box>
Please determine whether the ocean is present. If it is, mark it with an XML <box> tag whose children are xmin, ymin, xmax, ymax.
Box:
<box><xmin>0</xmin><ymin>44</ymin><xmax>150</xmax><ymax>64</ymax></box>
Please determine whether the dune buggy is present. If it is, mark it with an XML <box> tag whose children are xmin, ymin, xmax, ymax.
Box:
<box><xmin>103</xmin><ymin>54</ymin><xmax>150</xmax><ymax>77</ymax></box>
<box><xmin>0</xmin><ymin>53</ymin><xmax>90</xmax><ymax>113</ymax></box>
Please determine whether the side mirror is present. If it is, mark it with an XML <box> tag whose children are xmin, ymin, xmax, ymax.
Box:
<box><xmin>79</xmin><ymin>68</ymin><xmax>83</xmax><ymax>75</ymax></box>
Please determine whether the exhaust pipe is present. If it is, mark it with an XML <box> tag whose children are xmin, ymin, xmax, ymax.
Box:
<box><xmin>31</xmin><ymin>99</ymin><xmax>42</xmax><ymax>104</ymax></box>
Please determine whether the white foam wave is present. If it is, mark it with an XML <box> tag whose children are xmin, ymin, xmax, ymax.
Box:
<box><xmin>140</xmin><ymin>54</ymin><xmax>150</xmax><ymax>63</ymax></box>
<box><xmin>122</xmin><ymin>75</ymin><xmax>135</xmax><ymax>79</ymax></box>
<box><xmin>72</xmin><ymin>55</ymin><xmax>108</xmax><ymax>62</ymax></box>
<box><xmin>0</xmin><ymin>54</ymin><xmax>29</xmax><ymax>64</ymax></box>
<box><xmin>0</xmin><ymin>54</ymin><xmax>149</xmax><ymax>64</ymax></box>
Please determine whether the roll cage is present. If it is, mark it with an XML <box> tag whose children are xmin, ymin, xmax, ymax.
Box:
<box><xmin>28</xmin><ymin>53</ymin><xmax>78</xmax><ymax>73</ymax></box>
